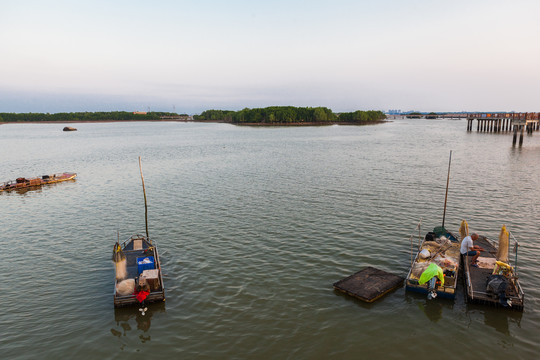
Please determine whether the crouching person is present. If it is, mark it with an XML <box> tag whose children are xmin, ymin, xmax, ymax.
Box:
<box><xmin>419</xmin><ymin>263</ymin><xmax>444</xmax><ymax>300</ymax></box>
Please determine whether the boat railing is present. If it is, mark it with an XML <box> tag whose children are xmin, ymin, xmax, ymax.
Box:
<box><xmin>509</xmin><ymin>232</ymin><xmax>525</xmax><ymax>300</ymax></box>
<box><xmin>120</xmin><ymin>234</ymin><xmax>155</xmax><ymax>249</ymax></box>
<box><xmin>515</xmin><ymin>278</ymin><xmax>525</xmax><ymax>301</ymax></box>
<box><xmin>480</xmin><ymin>234</ymin><xmax>498</xmax><ymax>249</ymax></box>
<box><xmin>509</xmin><ymin>232</ymin><xmax>520</xmax><ymax>275</ymax></box>
<box><xmin>408</xmin><ymin>218</ymin><xmax>423</xmax><ymax>269</ymax></box>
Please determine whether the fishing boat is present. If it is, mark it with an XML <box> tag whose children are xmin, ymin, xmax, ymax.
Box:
<box><xmin>405</xmin><ymin>223</ymin><xmax>461</xmax><ymax>299</ymax></box>
<box><xmin>459</xmin><ymin>221</ymin><xmax>524</xmax><ymax>311</ymax></box>
<box><xmin>112</xmin><ymin>157</ymin><xmax>165</xmax><ymax>310</ymax></box>
<box><xmin>113</xmin><ymin>234</ymin><xmax>165</xmax><ymax>307</ymax></box>
<box><xmin>0</xmin><ymin>172</ymin><xmax>77</xmax><ymax>192</ymax></box>
<box><xmin>406</xmin><ymin>151</ymin><xmax>460</xmax><ymax>299</ymax></box>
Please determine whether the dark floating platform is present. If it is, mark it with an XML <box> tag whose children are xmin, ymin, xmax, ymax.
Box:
<box><xmin>333</xmin><ymin>266</ymin><xmax>404</xmax><ymax>303</ymax></box>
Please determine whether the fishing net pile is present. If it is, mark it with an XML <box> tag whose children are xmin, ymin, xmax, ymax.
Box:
<box><xmin>112</xmin><ymin>242</ymin><xmax>127</xmax><ymax>280</ymax></box>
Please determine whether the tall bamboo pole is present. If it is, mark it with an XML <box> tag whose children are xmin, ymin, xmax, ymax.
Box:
<box><xmin>442</xmin><ymin>150</ymin><xmax>452</xmax><ymax>229</ymax></box>
<box><xmin>139</xmin><ymin>156</ymin><xmax>149</xmax><ymax>240</ymax></box>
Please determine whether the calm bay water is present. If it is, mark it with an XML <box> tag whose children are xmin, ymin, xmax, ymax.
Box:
<box><xmin>1</xmin><ymin>119</ymin><xmax>539</xmax><ymax>359</ymax></box>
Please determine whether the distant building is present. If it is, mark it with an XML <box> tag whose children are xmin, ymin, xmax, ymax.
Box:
<box><xmin>387</xmin><ymin>109</ymin><xmax>402</xmax><ymax>115</ymax></box>
<box><xmin>133</xmin><ymin>111</ymin><xmax>147</xmax><ymax>115</ymax></box>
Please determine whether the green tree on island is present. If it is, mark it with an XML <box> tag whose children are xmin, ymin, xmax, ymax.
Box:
<box><xmin>194</xmin><ymin>106</ymin><xmax>384</xmax><ymax>124</ymax></box>
<box><xmin>0</xmin><ymin>111</ymin><xmax>178</xmax><ymax>122</ymax></box>
<box><xmin>406</xmin><ymin>112</ymin><xmax>422</xmax><ymax>119</ymax></box>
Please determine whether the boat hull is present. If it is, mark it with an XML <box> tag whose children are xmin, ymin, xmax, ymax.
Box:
<box><xmin>0</xmin><ymin>172</ymin><xmax>77</xmax><ymax>192</ymax></box>
<box><xmin>405</xmin><ymin>282</ymin><xmax>456</xmax><ymax>300</ymax></box>
<box><xmin>406</xmin><ymin>229</ymin><xmax>461</xmax><ymax>300</ymax></box>
<box><xmin>462</xmin><ymin>235</ymin><xmax>524</xmax><ymax>311</ymax></box>
<box><xmin>113</xmin><ymin>235</ymin><xmax>166</xmax><ymax>307</ymax></box>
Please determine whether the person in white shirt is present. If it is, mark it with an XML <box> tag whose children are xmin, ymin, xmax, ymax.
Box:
<box><xmin>460</xmin><ymin>233</ymin><xmax>484</xmax><ymax>267</ymax></box>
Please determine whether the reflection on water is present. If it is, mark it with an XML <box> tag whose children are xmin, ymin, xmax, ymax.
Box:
<box><xmin>111</xmin><ymin>303</ymin><xmax>166</xmax><ymax>343</ymax></box>
<box><xmin>418</xmin><ymin>300</ymin><xmax>444</xmax><ymax>323</ymax></box>
<box><xmin>405</xmin><ymin>291</ymin><xmax>453</xmax><ymax>323</ymax></box>
<box><xmin>1</xmin><ymin>120</ymin><xmax>539</xmax><ymax>359</ymax></box>
<box><xmin>332</xmin><ymin>288</ymin><xmax>378</xmax><ymax>310</ymax></box>
<box><xmin>480</xmin><ymin>305</ymin><xmax>522</xmax><ymax>335</ymax></box>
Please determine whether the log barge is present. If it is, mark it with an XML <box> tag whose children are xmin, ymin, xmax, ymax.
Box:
<box><xmin>461</xmin><ymin>222</ymin><xmax>524</xmax><ymax>311</ymax></box>
<box><xmin>0</xmin><ymin>172</ymin><xmax>77</xmax><ymax>192</ymax></box>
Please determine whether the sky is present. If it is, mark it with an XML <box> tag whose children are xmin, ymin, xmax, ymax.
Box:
<box><xmin>1</xmin><ymin>0</ymin><xmax>539</xmax><ymax>114</ymax></box>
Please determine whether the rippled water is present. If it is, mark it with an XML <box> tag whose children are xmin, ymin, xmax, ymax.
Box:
<box><xmin>1</xmin><ymin>120</ymin><xmax>539</xmax><ymax>359</ymax></box>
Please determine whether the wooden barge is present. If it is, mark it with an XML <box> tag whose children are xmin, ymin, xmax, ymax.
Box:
<box><xmin>461</xmin><ymin>223</ymin><xmax>524</xmax><ymax>311</ymax></box>
<box><xmin>113</xmin><ymin>234</ymin><xmax>165</xmax><ymax>307</ymax></box>
<box><xmin>0</xmin><ymin>172</ymin><xmax>76</xmax><ymax>192</ymax></box>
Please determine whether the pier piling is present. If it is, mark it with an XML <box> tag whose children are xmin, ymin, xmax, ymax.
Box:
<box><xmin>466</xmin><ymin>112</ymin><xmax>539</xmax><ymax>146</ymax></box>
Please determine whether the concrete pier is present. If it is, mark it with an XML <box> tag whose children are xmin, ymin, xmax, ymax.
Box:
<box><xmin>466</xmin><ymin>113</ymin><xmax>539</xmax><ymax>147</ymax></box>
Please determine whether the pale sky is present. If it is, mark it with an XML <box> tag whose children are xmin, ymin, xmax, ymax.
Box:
<box><xmin>1</xmin><ymin>0</ymin><xmax>539</xmax><ymax>114</ymax></box>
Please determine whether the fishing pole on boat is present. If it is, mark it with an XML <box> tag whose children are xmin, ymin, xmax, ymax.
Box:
<box><xmin>441</xmin><ymin>150</ymin><xmax>452</xmax><ymax>229</ymax></box>
<box><xmin>139</xmin><ymin>156</ymin><xmax>150</xmax><ymax>241</ymax></box>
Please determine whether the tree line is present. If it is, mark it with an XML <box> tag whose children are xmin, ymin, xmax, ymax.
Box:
<box><xmin>194</xmin><ymin>107</ymin><xmax>386</xmax><ymax>124</ymax></box>
<box><xmin>0</xmin><ymin>108</ymin><xmax>386</xmax><ymax>124</ymax></box>
<box><xmin>0</xmin><ymin>111</ymin><xmax>178</xmax><ymax>122</ymax></box>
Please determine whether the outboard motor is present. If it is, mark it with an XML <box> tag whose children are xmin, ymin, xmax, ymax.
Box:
<box><xmin>486</xmin><ymin>275</ymin><xmax>510</xmax><ymax>307</ymax></box>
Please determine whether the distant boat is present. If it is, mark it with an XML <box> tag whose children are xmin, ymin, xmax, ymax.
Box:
<box><xmin>112</xmin><ymin>157</ymin><xmax>165</xmax><ymax>310</ymax></box>
<box><xmin>63</xmin><ymin>126</ymin><xmax>77</xmax><ymax>131</ymax></box>
<box><xmin>0</xmin><ymin>172</ymin><xmax>77</xmax><ymax>192</ymax></box>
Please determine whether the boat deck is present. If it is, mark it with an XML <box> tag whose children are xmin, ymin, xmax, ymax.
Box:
<box><xmin>463</xmin><ymin>237</ymin><xmax>524</xmax><ymax>311</ymax></box>
<box><xmin>123</xmin><ymin>245</ymin><xmax>155</xmax><ymax>280</ymax></box>
<box><xmin>406</xmin><ymin>239</ymin><xmax>461</xmax><ymax>299</ymax></box>
<box><xmin>114</xmin><ymin>235</ymin><xmax>165</xmax><ymax>307</ymax></box>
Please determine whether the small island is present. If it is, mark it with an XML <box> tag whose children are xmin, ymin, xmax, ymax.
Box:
<box><xmin>194</xmin><ymin>106</ymin><xmax>386</xmax><ymax>126</ymax></box>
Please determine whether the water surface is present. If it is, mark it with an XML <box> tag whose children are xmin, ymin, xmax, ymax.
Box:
<box><xmin>1</xmin><ymin>119</ymin><xmax>539</xmax><ymax>359</ymax></box>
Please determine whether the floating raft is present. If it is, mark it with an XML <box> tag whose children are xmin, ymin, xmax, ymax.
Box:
<box><xmin>333</xmin><ymin>266</ymin><xmax>404</xmax><ymax>303</ymax></box>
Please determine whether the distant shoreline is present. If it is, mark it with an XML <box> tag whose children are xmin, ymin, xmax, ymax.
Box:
<box><xmin>0</xmin><ymin>119</ymin><xmax>387</xmax><ymax>126</ymax></box>
<box><xmin>0</xmin><ymin>119</ymin><xmax>192</xmax><ymax>125</ymax></box>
